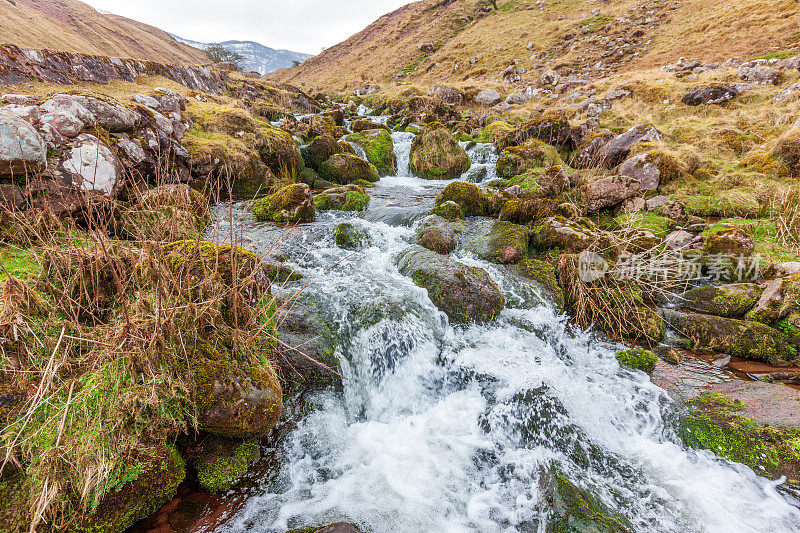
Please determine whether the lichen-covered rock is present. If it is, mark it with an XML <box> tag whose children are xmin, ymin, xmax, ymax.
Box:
<box><xmin>680</xmin><ymin>283</ymin><xmax>762</xmax><ymax>318</ymax></box>
<box><xmin>531</xmin><ymin>216</ymin><xmax>605</xmax><ymax>253</ymax></box>
<box><xmin>704</xmin><ymin>228</ymin><xmax>755</xmax><ymax>256</ymax></box>
<box><xmin>508</xmin><ymin>112</ymin><xmax>572</xmax><ymax>147</ymax></box>
<box><xmin>0</xmin><ymin>111</ymin><xmax>47</xmax><ymax>175</ymax></box>
<box><xmin>398</xmin><ymin>246</ymin><xmax>505</xmax><ymax>323</ymax></box>
<box><xmin>346</xmin><ymin>129</ymin><xmax>396</xmax><ymax>176</ymax></box>
<box><xmin>313</xmin><ymin>184</ymin><xmax>370</xmax><ymax>211</ymax></box>
<box><xmin>583</xmin><ymin>175</ymin><xmax>640</xmax><ymax>212</ymax></box>
<box><xmin>618</xmin><ymin>154</ymin><xmax>661</xmax><ymax>191</ymax></box>
<box><xmin>319</xmin><ymin>153</ymin><xmax>379</xmax><ymax>184</ymax></box>
<box><xmin>681</xmin><ymin>85</ymin><xmax>740</xmax><ymax>106</ymax></box>
<box><xmin>681</xmin><ymin>386</ymin><xmax>800</xmax><ymax>482</ymax></box>
<box><xmin>432</xmin><ymin>200</ymin><xmax>464</xmax><ymax>220</ymax></box>
<box><xmin>616</xmin><ymin>348</ymin><xmax>658</xmax><ymax>372</ymax></box>
<box><xmin>496</xmin><ymin>139</ymin><xmax>562</xmax><ymax>179</ymax></box>
<box><xmin>737</xmin><ymin>66</ymin><xmax>780</xmax><ymax>85</ymax></box>
<box><xmin>250</xmin><ymin>183</ymin><xmax>315</xmax><ymax>223</ymax></box>
<box><xmin>498</xmin><ymin>198</ymin><xmax>557</xmax><ymax>225</ymax></box>
<box><xmin>334</xmin><ymin>222</ymin><xmax>371</xmax><ymax>250</ymax></box>
<box><xmin>474</xmin><ymin>88</ymin><xmax>502</xmax><ymax>106</ymax></box>
<box><xmin>409</xmin><ymin>124</ymin><xmax>470</xmax><ymax>180</ymax></box>
<box><xmin>516</xmin><ymin>257</ymin><xmax>565</xmax><ymax>311</ymax></box>
<box><xmin>192</xmin><ymin>345</ymin><xmax>283</xmax><ymax>438</ymax></box>
<box><xmin>194</xmin><ymin>436</ymin><xmax>259</xmax><ymax>493</ymax></box>
<box><xmin>434</xmin><ymin>181</ymin><xmax>487</xmax><ymax>216</ymax></box>
<box><xmin>595</xmin><ymin>124</ymin><xmax>661</xmax><ymax>169</ymax></box>
<box><xmin>417</xmin><ymin>215</ymin><xmax>462</xmax><ymax>255</ymax></box>
<box><xmin>662</xmin><ymin>309</ymin><xmax>793</xmax><ymax>364</ymax></box>
<box><xmin>462</xmin><ymin>218</ymin><xmax>529</xmax><ymax>264</ymax></box>
<box><xmin>304</xmin><ymin>135</ymin><xmax>341</xmax><ymax>170</ymax></box>
<box><xmin>60</xmin><ymin>133</ymin><xmax>123</xmax><ymax>196</ymax></box>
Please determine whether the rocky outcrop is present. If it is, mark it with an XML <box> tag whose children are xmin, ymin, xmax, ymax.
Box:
<box><xmin>0</xmin><ymin>44</ymin><xmax>228</xmax><ymax>93</ymax></box>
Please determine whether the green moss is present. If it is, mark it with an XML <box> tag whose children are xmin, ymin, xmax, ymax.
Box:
<box><xmin>409</xmin><ymin>124</ymin><xmax>471</xmax><ymax>180</ymax></box>
<box><xmin>334</xmin><ymin>223</ymin><xmax>371</xmax><ymax>250</ymax></box>
<box><xmin>346</xmin><ymin>129</ymin><xmax>396</xmax><ymax>176</ymax></box>
<box><xmin>314</xmin><ymin>187</ymin><xmax>370</xmax><ymax>211</ymax></box>
<box><xmin>676</xmin><ymin>193</ymin><xmax>761</xmax><ymax>218</ymax></box>
<box><xmin>195</xmin><ymin>437</ymin><xmax>260</xmax><ymax>493</ymax></box>
<box><xmin>250</xmin><ymin>183</ymin><xmax>315</xmax><ymax>223</ymax></box>
<box><xmin>318</xmin><ymin>153</ymin><xmax>380</xmax><ymax>184</ymax></box>
<box><xmin>434</xmin><ymin>181</ymin><xmax>487</xmax><ymax>216</ymax></box>
<box><xmin>681</xmin><ymin>284</ymin><xmax>762</xmax><ymax>318</ymax></box>
<box><xmin>546</xmin><ymin>465</ymin><xmax>632</xmax><ymax>533</ymax></box>
<box><xmin>432</xmin><ymin>200</ymin><xmax>465</xmax><ymax>220</ymax></box>
<box><xmin>700</xmin><ymin>218</ymin><xmax>797</xmax><ymax>264</ymax></box>
<box><xmin>0</xmin><ymin>247</ymin><xmax>40</xmax><ymax>281</ymax></box>
<box><xmin>517</xmin><ymin>258</ymin><xmax>565</xmax><ymax>311</ymax></box>
<box><xmin>496</xmin><ymin>139</ymin><xmax>563</xmax><ymax>179</ymax></box>
<box><xmin>162</xmin><ymin>240</ymin><xmax>262</xmax><ymax>286</ymax></box>
<box><xmin>498</xmin><ymin>198</ymin><xmax>557</xmax><ymax>225</ymax></box>
<box><xmin>682</xmin><ymin>393</ymin><xmax>800</xmax><ymax>481</ymax></box>
<box><xmin>615</xmin><ymin>348</ymin><xmax>658</xmax><ymax>373</ymax></box>
<box><xmin>614</xmin><ymin>212</ymin><xmax>672</xmax><ymax>239</ymax></box>
<box><xmin>478</xmin><ymin>120</ymin><xmax>516</xmax><ymax>149</ymax></box>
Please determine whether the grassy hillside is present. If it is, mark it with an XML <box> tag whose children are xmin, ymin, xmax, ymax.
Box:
<box><xmin>274</xmin><ymin>0</ymin><xmax>800</xmax><ymax>92</ymax></box>
<box><xmin>0</xmin><ymin>0</ymin><xmax>208</xmax><ymax>64</ymax></box>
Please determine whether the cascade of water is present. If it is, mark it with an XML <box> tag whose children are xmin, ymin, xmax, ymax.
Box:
<box><xmin>212</xmin><ymin>130</ymin><xmax>800</xmax><ymax>533</ymax></box>
<box><xmin>460</xmin><ymin>142</ymin><xmax>500</xmax><ymax>183</ymax></box>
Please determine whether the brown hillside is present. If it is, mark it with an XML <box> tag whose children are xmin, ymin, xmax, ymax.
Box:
<box><xmin>0</xmin><ymin>0</ymin><xmax>208</xmax><ymax>64</ymax></box>
<box><xmin>273</xmin><ymin>0</ymin><xmax>800</xmax><ymax>92</ymax></box>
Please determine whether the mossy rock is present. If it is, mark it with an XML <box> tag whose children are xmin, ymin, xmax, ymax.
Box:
<box><xmin>162</xmin><ymin>240</ymin><xmax>263</xmax><ymax>287</ymax></box>
<box><xmin>615</xmin><ymin>348</ymin><xmax>658</xmax><ymax>373</ymax></box>
<box><xmin>517</xmin><ymin>257</ymin><xmax>565</xmax><ymax>312</ymax></box>
<box><xmin>682</xmin><ymin>392</ymin><xmax>800</xmax><ymax>482</ymax></box>
<box><xmin>705</xmin><ymin>228</ymin><xmax>755</xmax><ymax>257</ymax></box>
<box><xmin>338</xmin><ymin>141</ymin><xmax>357</xmax><ymax>155</ymax></box>
<box><xmin>351</xmin><ymin>118</ymin><xmax>390</xmax><ymax>132</ymax></box>
<box><xmin>345</xmin><ymin>129</ymin><xmax>396</xmax><ymax>176</ymax></box>
<box><xmin>398</xmin><ymin>246</ymin><xmax>505</xmax><ymax>323</ymax></box>
<box><xmin>663</xmin><ymin>310</ymin><xmax>793</xmax><ymax>364</ymax></box>
<box><xmin>194</xmin><ymin>436</ymin><xmax>260</xmax><ymax>493</ymax></box>
<box><xmin>434</xmin><ymin>181</ymin><xmax>487</xmax><ymax>216</ymax></box>
<box><xmin>463</xmin><ymin>219</ymin><xmax>529</xmax><ymax>264</ymax></box>
<box><xmin>680</xmin><ymin>284</ymin><xmax>762</xmax><ymax>318</ymax></box>
<box><xmin>417</xmin><ymin>215</ymin><xmax>463</xmax><ymax>255</ymax></box>
<box><xmin>304</xmin><ymin>135</ymin><xmax>341</xmax><ymax>170</ymax></box>
<box><xmin>298</xmin><ymin>166</ymin><xmax>338</xmax><ymax>190</ymax></box>
<box><xmin>119</xmin><ymin>205</ymin><xmax>204</xmax><ymax>243</ymax></box>
<box><xmin>318</xmin><ymin>153</ymin><xmax>380</xmax><ymax>185</ymax></box>
<box><xmin>409</xmin><ymin>124</ymin><xmax>470</xmax><ymax>180</ymax></box>
<box><xmin>498</xmin><ymin>198</ymin><xmax>557</xmax><ymax>225</ymax></box>
<box><xmin>191</xmin><ymin>344</ymin><xmax>283</xmax><ymax>438</ymax></box>
<box><xmin>479</xmin><ymin>120</ymin><xmax>516</xmax><ymax>149</ymax></box>
<box><xmin>140</xmin><ymin>184</ymin><xmax>208</xmax><ymax>220</ymax></box>
<box><xmin>432</xmin><ymin>200</ymin><xmax>464</xmax><ymax>220</ymax></box>
<box><xmin>509</xmin><ymin>112</ymin><xmax>572</xmax><ymax>147</ymax></box>
<box><xmin>250</xmin><ymin>183</ymin><xmax>315</xmax><ymax>223</ymax></box>
<box><xmin>531</xmin><ymin>216</ymin><xmax>604</xmax><ymax>254</ymax></box>
<box><xmin>334</xmin><ymin>222</ymin><xmax>371</xmax><ymax>250</ymax></box>
<box><xmin>544</xmin><ymin>464</ymin><xmax>632</xmax><ymax>533</ymax></box>
<box><xmin>496</xmin><ymin>139</ymin><xmax>563</xmax><ymax>179</ymax></box>
<box><xmin>259</xmin><ymin>125</ymin><xmax>303</xmax><ymax>179</ymax></box>
<box><xmin>314</xmin><ymin>185</ymin><xmax>370</xmax><ymax>211</ymax></box>
<box><xmin>73</xmin><ymin>446</ymin><xmax>186</xmax><ymax>533</ymax></box>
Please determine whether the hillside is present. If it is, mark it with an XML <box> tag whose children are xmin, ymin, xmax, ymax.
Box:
<box><xmin>274</xmin><ymin>0</ymin><xmax>800</xmax><ymax>92</ymax></box>
<box><xmin>0</xmin><ymin>0</ymin><xmax>207</xmax><ymax>64</ymax></box>
<box><xmin>170</xmin><ymin>35</ymin><xmax>313</xmax><ymax>74</ymax></box>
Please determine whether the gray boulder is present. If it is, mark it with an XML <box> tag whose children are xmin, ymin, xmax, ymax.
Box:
<box><xmin>475</xmin><ymin>89</ymin><xmax>502</xmax><ymax>106</ymax></box>
<box><xmin>60</xmin><ymin>134</ymin><xmax>123</xmax><ymax>196</ymax></box>
<box><xmin>737</xmin><ymin>66</ymin><xmax>780</xmax><ymax>85</ymax></box>
<box><xmin>0</xmin><ymin>111</ymin><xmax>47</xmax><ymax>175</ymax></box>
<box><xmin>618</xmin><ymin>154</ymin><xmax>661</xmax><ymax>191</ymax></box>
<box><xmin>583</xmin><ymin>175</ymin><xmax>640</xmax><ymax>211</ymax></box>
<box><xmin>596</xmin><ymin>124</ymin><xmax>661</xmax><ymax>169</ymax></box>
<box><xmin>398</xmin><ymin>246</ymin><xmax>505</xmax><ymax>323</ymax></box>
<box><xmin>682</xmin><ymin>85</ymin><xmax>739</xmax><ymax>105</ymax></box>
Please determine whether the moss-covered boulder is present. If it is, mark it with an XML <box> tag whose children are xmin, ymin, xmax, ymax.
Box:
<box><xmin>616</xmin><ymin>348</ymin><xmax>658</xmax><ymax>372</ymax></box>
<box><xmin>250</xmin><ymin>183</ymin><xmax>315</xmax><ymax>223</ymax></box>
<box><xmin>516</xmin><ymin>257</ymin><xmax>565</xmax><ymax>311</ymax></box>
<box><xmin>663</xmin><ymin>310</ymin><xmax>794</xmax><ymax>364</ymax></box>
<box><xmin>351</xmin><ymin>118</ymin><xmax>390</xmax><ymax>132</ymax></box>
<box><xmin>680</xmin><ymin>283</ymin><xmax>763</xmax><ymax>318</ymax></box>
<box><xmin>462</xmin><ymin>219</ymin><xmax>530</xmax><ymax>264</ymax></box>
<box><xmin>304</xmin><ymin>135</ymin><xmax>341</xmax><ymax>170</ymax></box>
<box><xmin>681</xmin><ymin>385</ymin><xmax>800</xmax><ymax>482</ymax></box>
<box><xmin>259</xmin><ymin>125</ymin><xmax>303</xmax><ymax>179</ymax></box>
<box><xmin>705</xmin><ymin>228</ymin><xmax>755</xmax><ymax>257</ymax></box>
<box><xmin>498</xmin><ymin>198</ymin><xmax>557</xmax><ymax>225</ymax></box>
<box><xmin>496</xmin><ymin>139</ymin><xmax>563</xmax><ymax>179</ymax></box>
<box><xmin>398</xmin><ymin>246</ymin><xmax>505</xmax><ymax>323</ymax></box>
<box><xmin>543</xmin><ymin>465</ymin><xmax>632</xmax><ymax>533</ymax></box>
<box><xmin>417</xmin><ymin>215</ymin><xmax>463</xmax><ymax>255</ymax></box>
<box><xmin>314</xmin><ymin>184</ymin><xmax>370</xmax><ymax>211</ymax></box>
<box><xmin>346</xmin><ymin>129</ymin><xmax>396</xmax><ymax>176</ymax></box>
<box><xmin>531</xmin><ymin>216</ymin><xmax>606</xmax><ymax>254</ymax></box>
<box><xmin>334</xmin><ymin>222</ymin><xmax>371</xmax><ymax>250</ymax></box>
<box><xmin>433</xmin><ymin>200</ymin><xmax>465</xmax><ymax>220</ymax></box>
<box><xmin>409</xmin><ymin>124</ymin><xmax>470</xmax><ymax>180</ymax></box>
<box><xmin>298</xmin><ymin>166</ymin><xmax>337</xmax><ymax>190</ymax></box>
<box><xmin>192</xmin><ymin>346</ymin><xmax>283</xmax><ymax>438</ymax></box>
<box><xmin>194</xmin><ymin>436</ymin><xmax>259</xmax><ymax>493</ymax></box>
<box><xmin>509</xmin><ymin>112</ymin><xmax>573</xmax><ymax>147</ymax></box>
<box><xmin>318</xmin><ymin>153</ymin><xmax>380</xmax><ymax>185</ymax></box>
<box><xmin>434</xmin><ymin>181</ymin><xmax>487</xmax><ymax>216</ymax></box>
<box><xmin>480</xmin><ymin>120</ymin><xmax>516</xmax><ymax>149</ymax></box>
<box><xmin>773</xmin><ymin>124</ymin><xmax>800</xmax><ymax>177</ymax></box>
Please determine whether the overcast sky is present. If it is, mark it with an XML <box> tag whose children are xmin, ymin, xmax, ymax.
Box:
<box><xmin>83</xmin><ymin>0</ymin><xmax>413</xmax><ymax>55</ymax></box>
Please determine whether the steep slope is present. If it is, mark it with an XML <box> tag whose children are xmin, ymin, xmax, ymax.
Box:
<box><xmin>273</xmin><ymin>0</ymin><xmax>800</xmax><ymax>92</ymax></box>
<box><xmin>170</xmin><ymin>35</ymin><xmax>313</xmax><ymax>75</ymax></box>
<box><xmin>0</xmin><ymin>0</ymin><xmax>207</xmax><ymax>64</ymax></box>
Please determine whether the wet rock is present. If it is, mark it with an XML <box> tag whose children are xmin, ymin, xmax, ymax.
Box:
<box><xmin>462</xmin><ymin>218</ymin><xmax>529</xmax><ymax>264</ymax></box>
<box><xmin>313</xmin><ymin>184</ymin><xmax>370</xmax><ymax>211</ymax></box>
<box><xmin>59</xmin><ymin>134</ymin><xmax>123</xmax><ymax>196</ymax></box>
<box><xmin>417</xmin><ymin>215</ymin><xmax>462</xmax><ymax>255</ymax></box>
<box><xmin>737</xmin><ymin>66</ymin><xmax>780</xmax><ymax>85</ymax></box>
<box><xmin>193</xmin><ymin>436</ymin><xmax>259</xmax><ymax>493</ymax></box>
<box><xmin>595</xmin><ymin>124</ymin><xmax>661</xmax><ymax>169</ymax></box>
<box><xmin>345</xmin><ymin>128</ymin><xmax>396</xmax><ymax>176</ymax></box>
<box><xmin>583</xmin><ymin>175</ymin><xmax>640</xmax><ymax>212</ymax></box>
<box><xmin>654</xmin><ymin>346</ymin><xmax>682</xmax><ymax>365</ymax></box>
<box><xmin>409</xmin><ymin>124</ymin><xmax>470</xmax><ymax>180</ymax></box>
<box><xmin>745</xmin><ymin>278</ymin><xmax>787</xmax><ymax>324</ymax></box>
<box><xmin>0</xmin><ymin>111</ymin><xmax>47</xmax><ymax>175</ymax></box>
<box><xmin>681</xmin><ymin>85</ymin><xmax>739</xmax><ymax>105</ymax></box>
<box><xmin>398</xmin><ymin>246</ymin><xmax>505</xmax><ymax>323</ymax></box>
<box><xmin>434</xmin><ymin>181</ymin><xmax>487</xmax><ymax>216</ymax></box>
<box><xmin>662</xmin><ymin>310</ymin><xmax>793</xmax><ymax>364</ymax></box>
<box><xmin>618</xmin><ymin>154</ymin><xmax>661</xmax><ymax>191</ymax></box>
<box><xmin>318</xmin><ymin>153</ymin><xmax>379</xmax><ymax>185</ymax></box>
<box><xmin>334</xmin><ymin>222</ymin><xmax>371</xmax><ymax>250</ymax></box>
<box><xmin>474</xmin><ymin>88</ymin><xmax>503</xmax><ymax>106</ymax></box>
<box><xmin>704</xmin><ymin>228</ymin><xmax>755</xmax><ymax>256</ymax></box>
<box><xmin>680</xmin><ymin>283</ymin><xmax>763</xmax><ymax>318</ymax></box>
<box><xmin>516</xmin><ymin>257</ymin><xmax>565</xmax><ymax>311</ymax></box>
<box><xmin>432</xmin><ymin>200</ymin><xmax>464</xmax><ymax>220</ymax></box>
<box><xmin>616</xmin><ymin>348</ymin><xmax>658</xmax><ymax>373</ymax></box>
<box><xmin>249</xmin><ymin>183</ymin><xmax>315</xmax><ymax>223</ymax></box>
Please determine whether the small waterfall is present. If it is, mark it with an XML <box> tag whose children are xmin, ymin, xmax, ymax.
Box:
<box><xmin>392</xmin><ymin>131</ymin><xmax>415</xmax><ymax>178</ymax></box>
<box><xmin>460</xmin><ymin>142</ymin><xmax>499</xmax><ymax>183</ymax></box>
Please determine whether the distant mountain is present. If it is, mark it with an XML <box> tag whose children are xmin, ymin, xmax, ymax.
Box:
<box><xmin>0</xmin><ymin>0</ymin><xmax>207</xmax><ymax>64</ymax></box>
<box><xmin>170</xmin><ymin>35</ymin><xmax>312</xmax><ymax>75</ymax></box>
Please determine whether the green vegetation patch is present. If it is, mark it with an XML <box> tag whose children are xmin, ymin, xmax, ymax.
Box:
<box><xmin>615</xmin><ymin>348</ymin><xmax>658</xmax><ymax>373</ymax></box>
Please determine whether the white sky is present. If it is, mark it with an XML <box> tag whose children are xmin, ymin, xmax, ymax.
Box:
<box><xmin>83</xmin><ymin>0</ymin><xmax>414</xmax><ymax>55</ymax></box>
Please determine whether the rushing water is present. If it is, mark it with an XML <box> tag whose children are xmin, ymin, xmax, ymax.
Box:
<box><xmin>212</xmin><ymin>131</ymin><xmax>800</xmax><ymax>533</ymax></box>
